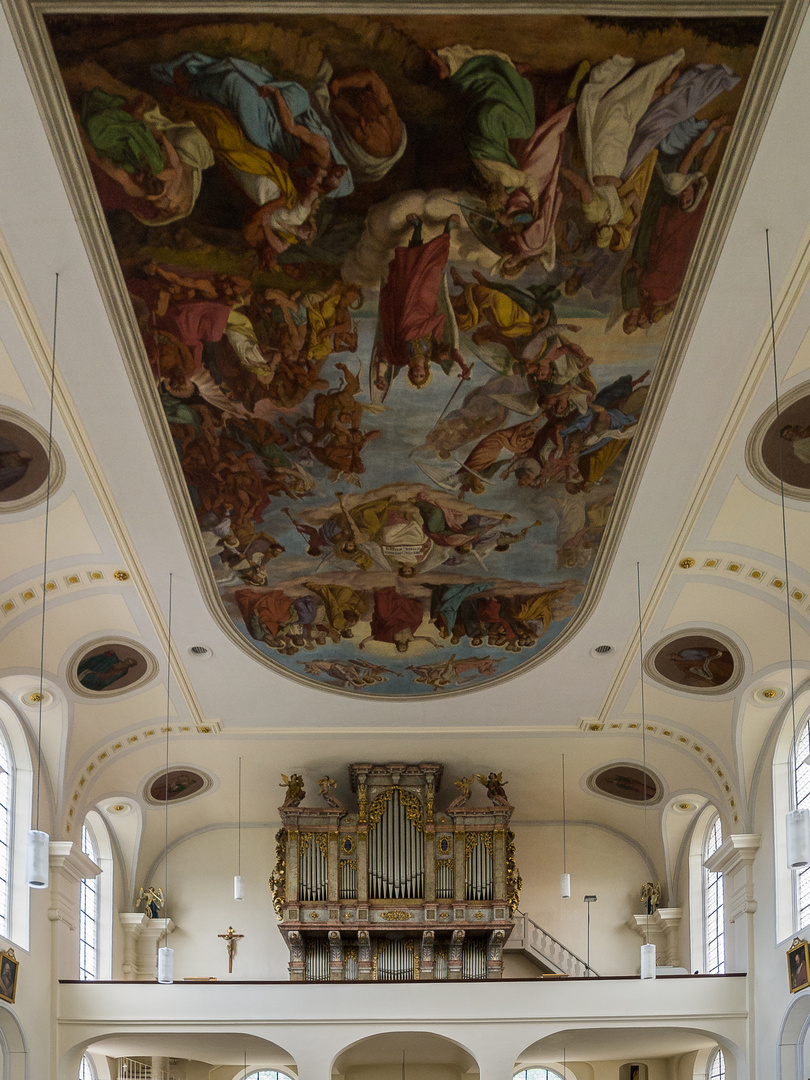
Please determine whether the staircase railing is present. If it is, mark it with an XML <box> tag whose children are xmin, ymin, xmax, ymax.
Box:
<box><xmin>117</xmin><ymin>1059</ymin><xmax>176</xmax><ymax>1080</ymax></box>
<box><xmin>507</xmin><ymin>911</ymin><xmax>597</xmax><ymax>977</ymax></box>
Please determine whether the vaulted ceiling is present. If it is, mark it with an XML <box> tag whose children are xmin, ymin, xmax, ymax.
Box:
<box><xmin>1</xmin><ymin>0</ymin><xmax>809</xmax><ymax>908</ymax></box>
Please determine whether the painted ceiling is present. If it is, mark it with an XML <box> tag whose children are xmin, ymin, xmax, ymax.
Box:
<box><xmin>40</xmin><ymin>11</ymin><xmax>765</xmax><ymax>697</ymax></box>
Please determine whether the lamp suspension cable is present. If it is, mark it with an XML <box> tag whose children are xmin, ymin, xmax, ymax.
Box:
<box><xmin>26</xmin><ymin>273</ymin><xmax>59</xmax><ymax>890</ymax></box>
<box><xmin>157</xmin><ymin>573</ymin><xmax>174</xmax><ymax>982</ymax></box>
<box><xmin>234</xmin><ymin>756</ymin><xmax>244</xmax><ymax>900</ymax></box>
<box><xmin>560</xmin><ymin>753</ymin><xmax>570</xmax><ymax>898</ymax></box>
<box><xmin>637</xmin><ymin>563</ymin><xmax>656</xmax><ymax>979</ymax></box>
<box><xmin>768</xmin><ymin>230</ymin><xmax>810</xmax><ymax>872</ymax></box>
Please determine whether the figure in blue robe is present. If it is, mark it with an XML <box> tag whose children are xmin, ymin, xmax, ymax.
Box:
<box><xmin>150</xmin><ymin>53</ymin><xmax>353</xmax><ymax>198</ymax></box>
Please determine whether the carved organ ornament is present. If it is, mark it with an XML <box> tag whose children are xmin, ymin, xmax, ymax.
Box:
<box><xmin>271</xmin><ymin>763</ymin><xmax>518</xmax><ymax>980</ymax></box>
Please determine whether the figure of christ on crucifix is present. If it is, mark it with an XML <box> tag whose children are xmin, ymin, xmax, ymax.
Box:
<box><xmin>217</xmin><ymin>926</ymin><xmax>244</xmax><ymax>973</ymax></box>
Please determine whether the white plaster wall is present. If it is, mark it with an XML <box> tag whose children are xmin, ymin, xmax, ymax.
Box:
<box><xmin>149</xmin><ymin>825</ymin><xmax>289</xmax><ymax>980</ymax></box>
<box><xmin>751</xmin><ymin>756</ymin><xmax>796</xmax><ymax>1080</ymax></box>
<box><xmin>1</xmin><ymin>883</ymin><xmax>56</xmax><ymax>1080</ymax></box>
<box><xmin>149</xmin><ymin>822</ymin><xmax>648</xmax><ymax>981</ymax></box>
<box><xmin>588</xmin><ymin>1061</ymin><xmax>671</xmax><ymax>1080</ymax></box>
<box><xmin>344</xmin><ymin>1066</ymin><xmax>465</xmax><ymax>1080</ymax></box>
<box><xmin>513</xmin><ymin>823</ymin><xmax>648</xmax><ymax>976</ymax></box>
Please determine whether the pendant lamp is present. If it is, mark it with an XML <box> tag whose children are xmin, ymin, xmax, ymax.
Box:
<box><xmin>560</xmin><ymin>754</ymin><xmax>570</xmax><ymax>898</ymax></box>
<box><xmin>234</xmin><ymin>757</ymin><xmax>244</xmax><ymax>900</ymax></box>
<box><xmin>157</xmin><ymin>946</ymin><xmax>174</xmax><ymax>984</ymax></box>
<box><xmin>640</xmin><ymin>941</ymin><xmax>657</xmax><ymax>980</ymax></box>
<box><xmin>157</xmin><ymin>574</ymin><xmax>175</xmax><ymax>984</ymax></box>
<box><xmin>766</xmin><ymin>231</ymin><xmax>810</xmax><ymax>869</ymax></box>
<box><xmin>636</xmin><ymin>564</ymin><xmax>656</xmax><ymax>980</ymax></box>
<box><xmin>787</xmin><ymin>808</ymin><xmax>810</xmax><ymax>868</ymax></box>
<box><xmin>26</xmin><ymin>275</ymin><xmax>60</xmax><ymax>890</ymax></box>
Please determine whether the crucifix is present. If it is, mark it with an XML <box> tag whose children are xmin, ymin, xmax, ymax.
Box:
<box><xmin>218</xmin><ymin>926</ymin><xmax>244</xmax><ymax>973</ymax></box>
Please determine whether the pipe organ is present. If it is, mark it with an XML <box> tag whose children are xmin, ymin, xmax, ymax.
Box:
<box><xmin>272</xmin><ymin>763</ymin><xmax>520</xmax><ymax>981</ymax></box>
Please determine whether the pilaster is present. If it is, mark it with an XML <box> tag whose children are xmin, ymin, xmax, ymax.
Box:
<box><xmin>628</xmin><ymin>908</ymin><xmax>683</xmax><ymax>967</ymax></box>
<box><xmin>118</xmin><ymin>913</ymin><xmax>176</xmax><ymax>980</ymax></box>
<box><xmin>704</xmin><ymin>834</ymin><xmax>761</xmax><ymax>971</ymax></box>
<box><xmin>49</xmin><ymin>840</ymin><xmax>100</xmax><ymax>981</ymax></box>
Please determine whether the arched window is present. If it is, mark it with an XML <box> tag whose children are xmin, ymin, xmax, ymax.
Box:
<box><xmin>0</xmin><ymin>728</ymin><xmax>13</xmax><ymax>937</ymax></box>
<box><xmin>704</xmin><ymin>814</ymin><xmax>725</xmax><ymax>974</ymax></box>
<box><xmin>245</xmin><ymin>1072</ymin><xmax>295</xmax><ymax>1080</ymax></box>
<box><xmin>78</xmin><ymin>1054</ymin><xmax>96</xmax><ymax>1080</ymax></box>
<box><xmin>514</xmin><ymin>1070</ymin><xmax>565</xmax><ymax>1080</ymax></box>
<box><xmin>0</xmin><ymin>701</ymin><xmax>35</xmax><ymax>949</ymax></box>
<box><xmin>79</xmin><ymin>824</ymin><xmax>98</xmax><ymax>980</ymax></box>
<box><xmin>707</xmin><ymin>1047</ymin><xmax>726</xmax><ymax>1079</ymax></box>
<box><xmin>793</xmin><ymin>721</ymin><xmax>810</xmax><ymax>929</ymax></box>
<box><xmin>78</xmin><ymin>810</ymin><xmax>113</xmax><ymax>979</ymax></box>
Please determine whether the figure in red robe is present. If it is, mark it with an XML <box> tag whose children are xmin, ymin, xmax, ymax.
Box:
<box><xmin>236</xmin><ymin>587</ymin><xmax>294</xmax><ymax>643</ymax></box>
<box><xmin>372</xmin><ymin>215</ymin><xmax>471</xmax><ymax>395</ymax></box>
<box><xmin>358</xmin><ymin>587</ymin><xmax>441</xmax><ymax>653</ymax></box>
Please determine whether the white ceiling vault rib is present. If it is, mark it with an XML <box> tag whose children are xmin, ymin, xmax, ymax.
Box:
<box><xmin>595</xmin><ymin>230</ymin><xmax>810</xmax><ymax>730</ymax></box>
<box><xmin>0</xmin><ymin>231</ymin><xmax>206</xmax><ymax>728</ymax></box>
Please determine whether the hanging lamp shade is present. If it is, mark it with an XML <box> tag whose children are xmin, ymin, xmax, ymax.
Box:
<box><xmin>787</xmin><ymin>808</ymin><xmax>810</xmax><ymax>868</ymax></box>
<box><xmin>157</xmin><ymin>946</ymin><xmax>174</xmax><ymax>984</ymax></box>
<box><xmin>234</xmin><ymin>874</ymin><xmax>245</xmax><ymax>901</ymax></box>
<box><xmin>640</xmin><ymin>942</ymin><xmax>656</xmax><ymax>980</ymax></box>
<box><xmin>25</xmin><ymin>829</ymin><xmax>49</xmax><ymax>888</ymax></box>
<box><xmin>560</xmin><ymin>872</ymin><xmax>571</xmax><ymax>898</ymax></box>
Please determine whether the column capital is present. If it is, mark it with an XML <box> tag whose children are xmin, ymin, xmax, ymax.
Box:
<box><xmin>705</xmin><ymin>833</ymin><xmax>761</xmax><ymax>927</ymax></box>
<box><xmin>704</xmin><ymin>833</ymin><xmax>761</xmax><ymax>875</ymax></box>
<box><xmin>49</xmin><ymin>840</ymin><xmax>100</xmax><ymax>882</ymax></box>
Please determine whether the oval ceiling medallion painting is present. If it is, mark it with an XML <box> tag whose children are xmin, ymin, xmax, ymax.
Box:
<box><xmin>747</xmin><ymin>382</ymin><xmax>810</xmax><ymax>500</ymax></box>
<box><xmin>44</xmin><ymin>12</ymin><xmax>765</xmax><ymax>695</ymax></box>
<box><xmin>645</xmin><ymin>630</ymin><xmax>742</xmax><ymax>694</ymax></box>
<box><xmin>146</xmin><ymin>769</ymin><xmax>211</xmax><ymax>805</ymax></box>
<box><xmin>0</xmin><ymin>407</ymin><xmax>65</xmax><ymax>513</ymax></box>
<box><xmin>588</xmin><ymin>763</ymin><xmax>661</xmax><ymax>806</ymax></box>
<box><xmin>68</xmin><ymin>639</ymin><xmax>157</xmax><ymax>698</ymax></box>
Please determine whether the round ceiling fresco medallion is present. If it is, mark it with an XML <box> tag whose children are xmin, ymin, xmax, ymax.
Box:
<box><xmin>68</xmin><ymin>639</ymin><xmax>157</xmax><ymax>698</ymax></box>
<box><xmin>747</xmin><ymin>383</ymin><xmax>810</xmax><ymax>500</ymax></box>
<box><xmin>645</xmin><ymin>630</ymin><xmax>742</xmax><ymax>694</ymax></box>
<box><xmin>146</xmin><ymin>769</ymin><xmax>210</xmax><ymax>804</ymax></box>
<box><xmin>0</xmin><ymin>408</ymin><xmax>65</xmax><ymax>513</ymax></box>
<box><xmin>588</xmin><ymin>763</ymin><xmax>661</xmax><ymax>806</ymax></box>
<box><xmin>43</xmin><ymin>12</ymin><xmax>763</xmax><ymax>696</ymax></box>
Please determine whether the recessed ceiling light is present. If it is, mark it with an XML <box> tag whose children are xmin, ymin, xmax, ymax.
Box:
<box><xmin>21</xmin><ymin>689</ymin><xmax>54</xmax><ymax>708</ymax></box>
<box><xmin>753</xmin><ymin>686</ymin><xmax>785</xmax><ymax>704</ymax></box>
<box><xmin>188</xmin><ymin>645</ymin><xmax>212</xmax><ymax>659</ymax></box>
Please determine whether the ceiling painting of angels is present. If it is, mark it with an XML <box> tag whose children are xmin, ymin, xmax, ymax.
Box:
<box><xmin>44</xmin><ymin>10</ymin><xmax>765</xmax><ymax>696</ymax></box>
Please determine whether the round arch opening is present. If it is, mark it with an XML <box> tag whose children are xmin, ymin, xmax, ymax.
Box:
<box><xmin>333</xmin><ymin>1032</ymin><xmax>479</xmax><ymax>1080</ymax></box>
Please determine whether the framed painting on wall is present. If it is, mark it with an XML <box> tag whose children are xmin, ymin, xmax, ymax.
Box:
<box><xmin>787</xmin><ymin>937</ymin><xmax>810</xmax><ymax>993</ymax></box>
<box><xmin>0</xmin><ymin>948</ymin><xmax>19</xmax><ymax>1004</ymax></box>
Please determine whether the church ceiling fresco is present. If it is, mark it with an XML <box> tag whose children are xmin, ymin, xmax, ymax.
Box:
<box><xmin>42</xmin><ymin>9</ymin><xmax>766</xmax><ymax>697</ymax></box>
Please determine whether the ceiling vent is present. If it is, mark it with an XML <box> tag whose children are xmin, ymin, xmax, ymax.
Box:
<box><xmin>592</xmin><ymin>645</ymin><xmax>613</xmax><ymax>655</ymax></box>
<box><xmin>188</xmin><ymin>645</ymin><xmax>212</xmax><ymax>659</ymax></box>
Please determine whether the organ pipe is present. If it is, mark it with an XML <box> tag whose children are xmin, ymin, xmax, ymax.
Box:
<box><xmin>277</xmin><ymin>763</ymin><xmax>516</xmax><ymax>983</ymax></box>
<box><xmin>368</xmin><ymin>789</ymin><xmax>424</xmax><ymax>899</ymax></box>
